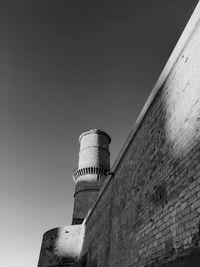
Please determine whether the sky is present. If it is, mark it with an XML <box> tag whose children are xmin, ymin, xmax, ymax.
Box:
<box><xmin>0</xmin><ymin>0</ymin><xmax>199</xmax><ymax>266</ymax></box>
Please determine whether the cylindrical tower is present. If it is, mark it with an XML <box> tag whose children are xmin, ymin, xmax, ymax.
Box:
<box><xmin>37</xmin><ymin>225</ymin><xmax>84</xmax><ymax>267</ymax></box>
<box><xmin>72</xmin><ymin>129</ymin><xmax>111</xmax><ymax>224</ymax></box>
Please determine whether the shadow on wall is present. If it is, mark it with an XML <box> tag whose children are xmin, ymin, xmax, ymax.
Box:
<box><xmin>135</xmin><ymin>24</ymin><xmax>200</xmax><ymax>266</ymax></box>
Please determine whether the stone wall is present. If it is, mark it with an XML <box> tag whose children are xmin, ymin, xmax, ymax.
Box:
<box><xmin>78</xmin><ymin>2</ymin><xmax>200</xmax><ymax>266</ymax></box>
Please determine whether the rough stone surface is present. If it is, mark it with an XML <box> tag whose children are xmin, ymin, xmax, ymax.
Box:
<box><xmin>73</xmin><ymin>189</ymin><xmax>99</xmax><ymax>220</ymax></box>
<box><xmin>37</xmin><ymin>225</ymin><xmax>84</xmax><ymax>267</ymax></box>
<box><xmin>78</xmin><ymin>129</ymin><xmax>111</xmax><ymax>172</ymax></box>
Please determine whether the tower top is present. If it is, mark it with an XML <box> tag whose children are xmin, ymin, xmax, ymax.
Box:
<box><xmin>79</xmin><ymin>129</ymin><xmax>111</xmax><ymax>144</ymax></box>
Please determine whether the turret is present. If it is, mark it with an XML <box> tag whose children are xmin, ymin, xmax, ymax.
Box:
<box><xmin>72</xmin><ymin>129</ymin><xmax>111</xmax><ymax>224</ymax></box>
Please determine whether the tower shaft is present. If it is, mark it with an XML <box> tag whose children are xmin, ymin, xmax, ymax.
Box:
<box><xmin>72</xmin><ymin>129</ymin><xmax>111</xmax><ymax>224</ymax></box>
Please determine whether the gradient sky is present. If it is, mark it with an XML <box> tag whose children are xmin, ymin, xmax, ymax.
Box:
<box><xmin>0</xmin><ymin>1</ymin><xmax>198</xmax><ymax>266</ymax></box>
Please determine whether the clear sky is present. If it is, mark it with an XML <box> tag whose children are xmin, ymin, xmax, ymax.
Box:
<box><xmin>0</xmin><ymin>0</ymin><xmax>198</xmax><ymax>266</ymax></box>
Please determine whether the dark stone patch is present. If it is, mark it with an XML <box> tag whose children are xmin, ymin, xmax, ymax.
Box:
<box><xmin>150</xmin><ymin>183</ymin><xmax>167</xmax><ymax>207</ymax></box>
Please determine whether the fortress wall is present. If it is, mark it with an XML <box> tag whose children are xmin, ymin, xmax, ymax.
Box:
<box><xmin>79</xmin><ymin>2</ymin><xmax>200</xmax><ymax>266</ymax></box>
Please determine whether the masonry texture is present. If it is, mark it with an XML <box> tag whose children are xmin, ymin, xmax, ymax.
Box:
<box><xmin>38</xmin><ymin>2</ymin><xmax>200</xmax><ymax>266</ymax></box>
<box><xmin>78</xmin><ymin>2</ymin><xmax>200</xmax><ymax>266</ymax></box>
<box><xmin>37</xmin><ymin>225</ymin><xmax>84</xmax><ymax>267</ymax></box>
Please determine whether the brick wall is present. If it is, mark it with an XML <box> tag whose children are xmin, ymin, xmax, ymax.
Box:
<box><xmin>77</xmin><ymin>2</ymin><xmax>200</xmax><ymax>267</ymax></box>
